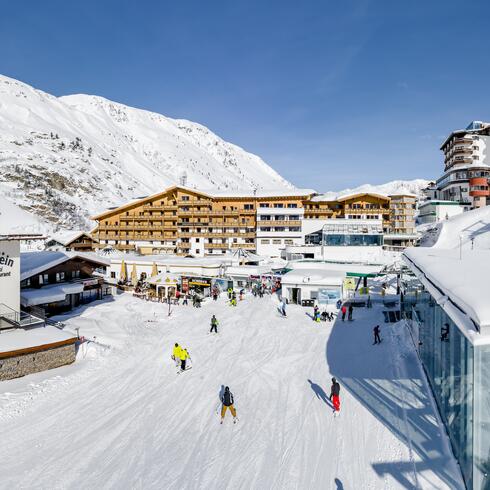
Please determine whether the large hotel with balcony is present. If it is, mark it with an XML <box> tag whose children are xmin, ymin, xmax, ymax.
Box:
<box><xmin>91</xmin><ymin>186</ymin><xmax>417</xmax><ymax>257</ymax></box>
<box><xmin>437</xmin><ymin>121</ymin><xmax>490</xmax><ymax>209</ymax></box>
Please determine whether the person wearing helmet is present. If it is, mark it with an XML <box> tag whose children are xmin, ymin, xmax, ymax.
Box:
<box><xmin>329</xmin><ymin>377</ymin><xmax>341</xmax><ymax>415</ymax></box>
<box><xmin>220</xmin><ymin>386</ymin><xmax>237</xmax><ymax>424</ymax></box>
<box><xmin>172</xmin><ymin>343</ymin><xmax>181</xmax><ymax>367</ymax></box>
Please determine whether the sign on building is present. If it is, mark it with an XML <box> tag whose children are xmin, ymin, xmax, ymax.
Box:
<box><xmin>0</xmin><ymin>239</ymin><xmax>21</xmax><ymax>312</ymax></box>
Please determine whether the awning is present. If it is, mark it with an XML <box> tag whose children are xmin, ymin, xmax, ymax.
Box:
<box><xmin>21</xmin><ymin>282</ymin><xmax>85</xmax><ymax>307</ymax></box>
<box><xmin>346</xmin><ymin>272</ymin><xmax>382</xmax><ymax>278</ymax></box>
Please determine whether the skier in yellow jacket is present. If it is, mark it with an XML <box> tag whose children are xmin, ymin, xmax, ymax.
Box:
<box><xmin>179</xmin><ymin>347</ymin><xmax>190</xmax><ymax>372</ymax></box>
<box><xmin>172</xmin><ymin>343</ymin><xmax>181</xmax><ymax>367</ymax></box>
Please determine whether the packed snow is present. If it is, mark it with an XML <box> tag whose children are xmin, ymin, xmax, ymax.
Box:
<box><xmin>0</xmin><ymin>293</ymin><xmax>463</xmax><ymax>489</ymax></box>
<box><xmin>418</xmin><ymin>205</ymin><xmax>490</xmax><ymax>250</ymax></box>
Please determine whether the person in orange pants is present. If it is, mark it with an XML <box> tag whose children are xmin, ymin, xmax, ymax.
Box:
<box><xmin>329</xmin><ymin>377</ymin><xmax>341</xmax><ymax>416</ymax></box>
<box><xmin>220</xmin><ymin>386</ymin><xmax>237</xmax><ymax>424</ymax></box>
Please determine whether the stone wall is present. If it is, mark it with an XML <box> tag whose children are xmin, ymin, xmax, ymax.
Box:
<box><xmin>0</xmin><ymin>344</ymin><xmax>76</xmax><ymax>381</ymax></box>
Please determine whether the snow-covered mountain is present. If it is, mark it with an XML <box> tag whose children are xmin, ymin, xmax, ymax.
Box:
<box><xmin>0</xmin><ymin>75</ymin><xmax>293</xmax><ymax>230</ymax></box>
<box><xmin>314</xmin><ymin>179</ymin><xmax>430</xmax><ymax>201</ymax></box>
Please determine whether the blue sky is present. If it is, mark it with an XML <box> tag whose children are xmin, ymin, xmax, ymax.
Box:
<box><xmin>1</xmin><ymin>0</ymin><xmax>489</xmax><ymax>190</ymax></box>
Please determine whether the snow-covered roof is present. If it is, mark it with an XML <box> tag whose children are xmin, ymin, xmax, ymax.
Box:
<box><xmin>48</xmin><ymin>230</ymin><xmax>95</xmax><ymax>246</ymax></box>
<box><xmin>111</xmin><ymin>253</ymin><xmax>231</xmax><ymax>268</ymax></box>
<box><xmin>0</xmin><ymin>325</ymin><xmax>76</xmax><ymax>355</ymax></box>
<box><xmin>21</xmin><ymin>251</ymin><xmax>110</xmax><ymax>281</ymax></box>
<box><xmin>418</xmin><ymin>206</ymin><xmax>490</xmax><ymax>250</ymax></box>
<box><xmin>93</xmin><ymin>185</ymin><xmax>316</xmax><ymax>219</ymax></box>
<box><xmin>21</xmin><ymin>282</ymin><xmax>85</xmax><ymax>307</ymax></box>
<box><xmin>225</xmin><ymin>265</ymin><xmax>273</xmax><ymax>277</ymax></box>
<box><xmin>404</xmin><ymin>248</ymin><xmax>490</xmax><ymax>341</ymax></box>
<box><xmin>281</xmin><ymin>268</ymin><xmax>344</xmax><ymax>286</ymax></box>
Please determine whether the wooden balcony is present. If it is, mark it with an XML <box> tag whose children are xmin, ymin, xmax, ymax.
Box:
<box><xmin>230</xmin><ymin>243</ymin><xmax>256</xmax><ymax>249</ymax></box>
<box><xmin>256</xmin><ymin>220</ymin><xmax>301</xmax><ymax>226</ymax></box>
<box><xmin>204</xmin><ymin>243</ymin><xmax>229</xmax><ymax>249</ymax></box>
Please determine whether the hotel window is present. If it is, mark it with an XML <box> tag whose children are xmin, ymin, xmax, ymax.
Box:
<box><xmin>39</xmin><ymin>273</ymin><xmax>49</xmax><ymax>285</ymax></box>
<box><xmin>181</xmin><ymin>196</ymin><xmax>189</xmax><ymax>201</ymax></box>
<box><xmin>56</xmin><ymin>272</ymin><xmax>65</xmax><ymax>282</ymax></box>
<box><xmin>272</xmin><ymin>239</ymin><xmax>281</xmax><ymax>244</ymax></box>
<box><xmin>284</xmin><ymin>239</ymin><xmax>293</xmax><ymax>245</ymax></box>
<box><xmin>274</xmin><ymin>203</ymin><xmax>284</xmax><ymax>208</ymax></box>
<box><xmin>287</xmin><ymin>203</ymin><xmax>297</xmax><ymax>208</ymax></box>
<box><xmin>244</xmin><ymin>204</ymin><xmax>254</xmax><ymax>210</ymax></box>
<box><xmin>21</xmin><ymin>278</ymin><xmax>31</xmax><ymax>288</ymax></box>
<box><xmin>259</xmin><ymin>203</ymin><xmax>270</xmax><ymax>208</ymax></box>
<box><xmin>111</xmin><ymin>272</ymin><xmax>116</xmax><ymax>279</ymax></box>
<box><xmin>274</xmin><ymin>227</ymin><xmax>285</xmax><ymax>232</ymax></box>
<box><xmin>261</xmin><ymin>239</ymin><xmax>270</xmax><ymax>244</ymax></box>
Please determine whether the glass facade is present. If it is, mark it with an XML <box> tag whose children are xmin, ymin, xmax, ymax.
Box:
<box><xmin>402</xmin><ymin>276</ymin><xmax>490</xmax><ymax>489</ymax></box>
<box><xmin>305</xmin><ymin>230</ymin><xmax>383</xmax><ymax>247</ymax></box>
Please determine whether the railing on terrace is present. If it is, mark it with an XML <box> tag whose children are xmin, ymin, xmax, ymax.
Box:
<box><xmin>0</xmin><ymin>303</ymin><xmax>45</xmax><ymax>331</ymax></box>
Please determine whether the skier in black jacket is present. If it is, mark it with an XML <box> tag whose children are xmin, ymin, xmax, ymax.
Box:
<box><xmin>329</xmin><ymin>377</ymin><xmax>341</xmax><ymax>415</ymax></box>
<box><xmin>220</xmin><ymin>386</ymin><xmax>237</xmax><ymax>424</ymax></box>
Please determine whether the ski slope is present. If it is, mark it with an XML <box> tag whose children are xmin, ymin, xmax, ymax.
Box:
<box><xmin>0</xmin><ymin>294</ymin><xmax>463</xmax><ymax>489</ymax></box>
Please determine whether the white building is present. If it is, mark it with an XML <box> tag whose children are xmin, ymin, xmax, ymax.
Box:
<box><xmin>437</xmin><ymin>121</ymin><xmax>490</xmax><ymax>209</ymax></box>
<box><xmin>417</xmin><ymin>200</ymin><xmax>465</xmax><ymax>224</ymax></box>
<box><xmin>255</xmin><ymin>202</ymin><xmax>305</xmax><ymax>258</ymax></box>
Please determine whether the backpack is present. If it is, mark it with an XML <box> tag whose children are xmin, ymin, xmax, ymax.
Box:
<box><xmin>222</xmin><ymin>390</ymin><xmax>234</xmax><ymax>406</ymax></box>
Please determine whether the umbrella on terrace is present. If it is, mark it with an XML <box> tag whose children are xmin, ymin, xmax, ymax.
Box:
<box><xmin>120</xmin><ymin>259</ymin><xmax>127</xmax><ymax>282</ymax></box>
<box><xmin>151</xmin><ymin>262</ymin><xmax>158</xmax><ymax>278</ymax></box>
<box><xmin>131</xmin><ymin>263</ymin><xmax>138</xmax><ymax>287</ymax></box>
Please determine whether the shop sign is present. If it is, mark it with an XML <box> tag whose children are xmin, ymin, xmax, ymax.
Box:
<box><xmin>189</xmin><ymin>280</ymin><xmax>211</xmax><ymax>287</ymax></box>
<box><xmin>343</xmin><ymin>277</ymin><xmax>356</xmax><ymax>290</ymax></box>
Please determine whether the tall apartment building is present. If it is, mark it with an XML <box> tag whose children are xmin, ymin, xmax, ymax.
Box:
<box><xmin>437</xmin><ymin>121</ymin><xmax>490</xmax><ymax>209</ymax></box>
<box><xmin>91</xmin><ymin>187</ymin><xmax>417</xmax><ymax>257</ymax></box>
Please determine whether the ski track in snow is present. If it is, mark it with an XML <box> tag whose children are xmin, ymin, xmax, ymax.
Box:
<box><xmin>0</xmin><ymin>294</ymin><xmax>464</xmax><ymax>489</ymax></box>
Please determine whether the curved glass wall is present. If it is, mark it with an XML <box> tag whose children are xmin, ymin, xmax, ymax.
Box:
<box><xmin>402</xmin><ymin>276</ymin><xmax>490</xmax><ymax>489</ymax></box>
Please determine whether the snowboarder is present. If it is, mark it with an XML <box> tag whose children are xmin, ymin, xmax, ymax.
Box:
<box><xmin>179</xmin><ymin>347</ymin><xmax>190</xmax><ymax>371</ymax></box>
<box><xmin>329</xmin><ymin>377</ymin><xmax>341</xmax><ymax>415</ymax></box>
<box><xmin>227</xmin><ymin>287</ymin><xmax>233</xmax><ymax>300</ymax></box>
<box><xmin>210</xmin><ymin>315</ymin><xmax>219</xmax><ymax>333</ymax></box>
<box><xmin>172</xmin><ymin>343</ymin><xmax>181</xmax><ymax>367</ymax></box>
<box><xmin>348</xmin><ymin>304</ymin><xmax>353</xmax><ymax>321</ymax></box>
<box><xmin>373</xmin><ymin>325</ymin><xmax>382</xmax><ymax>345</ymax></box>
<box><xmin>341</xmin><ymin>304</ymin><xmax>347</xmax><ymax>321</ymax></box>
<box><xmin>220</xmin><ymin>386</ymin><xmax>237</xmax><ymax>424</ymax></box>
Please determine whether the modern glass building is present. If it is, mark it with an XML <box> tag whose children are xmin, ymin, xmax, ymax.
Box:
<box><xmin>305</xmin><ymin>219</ymin><xmax>384</xmax><ymax>247</ymax></box>
<box><xmin>402</xmin><ymin>248</ymin><xmax>490</xmax><ymax>489</ymax></box>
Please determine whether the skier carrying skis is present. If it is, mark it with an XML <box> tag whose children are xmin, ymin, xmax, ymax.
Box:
<box><xmin>341</xmin><ymin>304</ymin><xmax>347</xmax><ymax>321</ymax></box>
<box><xmin>373</xmin><ymin>325</ymin><xmax>382</xmax><ymax>345</ymax></box>
<box><xmin>220</xmin><ymin>386</ymin><xmax>237</xmax><ymax>424</ymax></box>
<box><xmin>172</xmin><ymin>343</ymin><xmax>181</xmax><ymax>367</ymax></box>
<box><xmin>179</xmin><ymin>347</ymin><xmax>190</xmax><ymax>371</ymax></box>
<box><xmin>210</xmin><ymin>315</ymin><xmax>219</xmax><ymax>333</ymax></box>
<box><xmin>329</xmin><ymin>377</ymin><xmax>341</xmax><ymax>415</ymax></box>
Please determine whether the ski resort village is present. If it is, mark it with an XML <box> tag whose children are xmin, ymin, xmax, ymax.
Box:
<box><xmin>1</xmin><ymin>6</ymin><xmax>490</xmax><ymax>487</ymax></box>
